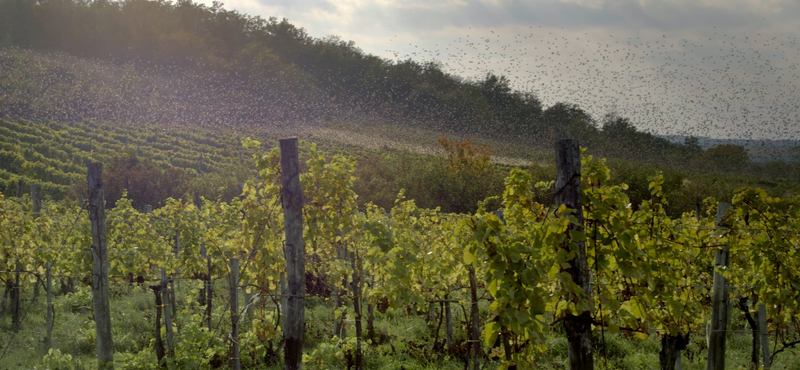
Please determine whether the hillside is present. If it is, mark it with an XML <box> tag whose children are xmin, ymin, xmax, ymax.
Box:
<box><xmin>1</xmin><ymin>0</ymin><xmax>799</xmax><ymax>215</ymax></box>
<box><xmin>0</xmin><ymin>118</ymin><xmax>253</xmax><ymax>203</ymax></box>
<box><xmin>0</xmin><ymin>0</ymin><xmax>708</xmax><ymax>166</ymax></box>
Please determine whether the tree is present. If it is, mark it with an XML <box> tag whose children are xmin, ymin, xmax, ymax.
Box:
<box><xmin>101</xmin><ymin>150</ymin><xmax>190</xmax><ymax>209</ymax></box>
<box><xmin>542</xmin><ymin>103</ymin><xmax>598</xmax><ymax>144</ymax></box>
<box><xmin>703</xmin><ymin>144</ymin><xmax>749</xmax><ymax>172</ymax></box>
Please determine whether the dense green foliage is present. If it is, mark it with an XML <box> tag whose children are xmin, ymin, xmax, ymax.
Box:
<box><xmin>1</xmin><ymin>143</ymin><xmax>798</xmax><ymax>369</ymax></box>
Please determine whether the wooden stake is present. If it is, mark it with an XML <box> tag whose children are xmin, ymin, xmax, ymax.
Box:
<box><xmin>150</xmin><ymin>284</ymin><xmax>166</xmax><ymax>367</ymax></box>
<box><xmin>350</xmin><ymin>252</ymin><xmax>363</xmax><ymax>370</ymax></box>
<box><xmin>445</xmin><ymin>294</ymin><xmax>454</xmax><ymax>350</ymax></box>
<box><xmin>230</xmin><ymin>258</ymin><xmax>241</xmax><ymax>370</ymax></box>
<box><xmin>280</xmin><ymin>272</ymin><xmax>286</xmax><ymax>336</ymax></box>
<box><xmin>11</xmin><ymin>261</ymin><xmax>20</xmax><ymax>332</ymax></box>
<box><xmin>206</xmin><ymin>256</ymin><xmax>213</xmax><ymax>330</ymax></box>
<box><xmin>707</xmin><ymin>202</ymin><xmax>731</xmax><ymax>370</ymax></box>
<box><xmin>555</xmin><ymin>139</ymin><xmax>592</xmax><ymax>370</ymax></box>
<box><xmin>45</xmin><ymin>262</ymin><xmax>54</xmax><ymax>349</ymax></box>
<box><xmin>173</xmin><ymin>227</ymin><xmax>180</xmax><ymax>300</ymax></box>
<box><xmin>32</xmin><ymin>184</ymin><xmax>41</xmax><ymax>299</ymax></box>
<box><xmin>195</xmin><ymin>192</ymin><xmax>206</xmax><ymax>307</ymax></box>
<box><xmin>88</xmin><ymin>163</ymin><xmax>114</xmax><ymax>369</ymax></box>
<box><xmin>31</xmin><ymin>184</ymin><xmax>41</xmax><ymax>217</ymax></box>
<box><xmin>161</xmin><ymin>268</ymin><xmax>174</xmax><ymax>359</ymax></box>
<box><xmin>280</xmin><ymin>138</ymin><xmax>305</xmax><ymax>370</ymax></box>
<box><xmin>469</xmin><ymin>266</ymin><xmax>480</xmax><ymax>370</ymax></box>
<box><xmin>758</xmin><ymin>303</ymin><xmax>770</xmax><ymax>369</ymax></box>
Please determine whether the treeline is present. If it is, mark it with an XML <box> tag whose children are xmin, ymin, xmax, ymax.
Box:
<box><xmin>0</xmin><ymin>0</ymin><xmax>710</xmax><ymax>164</ymax></box>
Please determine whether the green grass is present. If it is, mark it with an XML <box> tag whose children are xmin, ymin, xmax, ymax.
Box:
<box><xmin>1</xmin><ymin>278</ymin><xmax>798</xmax><ymax>369</ymax></box>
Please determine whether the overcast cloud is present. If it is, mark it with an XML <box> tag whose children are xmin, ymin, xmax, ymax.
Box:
<box><xmin>199</xmin><ymin>0</ymin><xmax>800</xmax><ymax>140</ymax></box>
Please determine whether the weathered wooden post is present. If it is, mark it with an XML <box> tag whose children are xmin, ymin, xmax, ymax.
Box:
<box><xmin>468</xmin><ymin>266</ymin><xmax>481</xmax><ymax>370</ymax></box>
<box><xmin>230</xmin><ymin>258</ymin><xmax>241</xmax><ymax>370</ymax></box>
<box><xmin>445</xmin><ymin>294</ymin><xmax>454</xmax><ymax>350</ymax></box>
<box><xmin>350</xmin><ymin>252</ymin><xmax>363</xmax><ymax>370</ymax></box>
<box><xmin>758</xmin><ymin>303</ymin><xmax>770</xmax><ymax>369</ymax></box>
<box><xmin>206</xmin><ymin>257</ymin><xmax>213</xmax><ymax>330</ymax></box>
<box><xmin>555</xmin><ymin>139</ymin><xmax>592</xmax><ymax>370</ymax></box>
<box><xmin>44</xmin><ymin>262</ymin><xmax>54</xmax><ymax>349</ymax></box>
<box><xmin>31</xmin><ymin>184</ymin><xmax>41</xmax><ymax>217</ymax></box>
<box><xmin>367</xmin><ymin>274</ymin><xmax>376</xmax><ymax>341</ymax></box>
<box><xmin>707</xmin><ymin>202</ymin><xmax>731</xmax><ymax>370</ymax></box>
<box><xmin>9</xmin><ymin>181</ymin><xmax>23</xmax><ymax>330</ymax></box>
<box><xmin>280</xmin><ymin>272</ymin><xmax>286</xmax><ymax>335</ymax></box>
<box><xmin>87</xmin><ymin>163</ymin><xmax>114</xmax><ymax>369</ymax></box>
<box><xmin>334</xmin><ymin>244</ymin><xmax>347</xmax><ymax>339</ymax></box>
<box><xmin>196</xmin><ymin>192</ymin><xmax>212</xmax><ymax>329</ymax></box>
<box><xmin>11</xmin><ymin>259</ymin><xmax>20</xmax><ymax>332</ymax></box>
<box><xmin>150</xmin><ymin>283</ymin><xmax>166</xmax><ymax>366</ymax></box>
<box><xmin>173</xmin><ymin>225</ymin><xmax>180</xmax><ymax>312</ymax></box>
<box><xmin>32</xmin><ymin>184</ymin><xmax>41</xmax><ymax>299</ymax></box>
<box><xmin>161</xmin><ymin>268</ymin><xmax>174</xmax><ymax>359</ymax></box>
<box><xmin>194</xmin><ymin>192</ymin><xmax>206</xmax><ymax>306</ymax></box>
<box><xmin>280</xmin><ymin>138</ymin><xmax>305</xmax><ymax>370</ymax></box>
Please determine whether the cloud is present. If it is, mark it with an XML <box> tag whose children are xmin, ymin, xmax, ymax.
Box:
<box><xmin>253</xmin><ymin>0</ymin><xmax>336</xmax><ymax>11</ymax></box>
<box><xmin>347</xmin><ymin>0</ymin><xmax>779</xmax><ymax>33</ymax></box>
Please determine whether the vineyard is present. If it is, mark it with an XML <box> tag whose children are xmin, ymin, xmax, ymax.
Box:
<box><xmin>0</xmin><ymin>117</ymin><xmax>255</xmax><ymax>202</ymax></box>
<box><xmin>0</xmin><ymin>137</ymin><xmax>799</xmax><ymax>370</ymax></box>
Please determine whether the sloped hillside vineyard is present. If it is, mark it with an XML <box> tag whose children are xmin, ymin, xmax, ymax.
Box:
<box><xmin>1</xmin><ymin>138</ymin><xmax>798</xmax><ymax>369</ymax></box>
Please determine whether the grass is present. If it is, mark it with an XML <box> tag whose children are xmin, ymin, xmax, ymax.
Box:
<box><xmin>1</xmin><ymin>278</ymin><xmax>798</xmax><ymax>369</ymax></box>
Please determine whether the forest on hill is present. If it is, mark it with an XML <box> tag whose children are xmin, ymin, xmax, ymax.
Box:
<box><xmin>0</xmin><ymin>0</ymin><xmax>714</xmax><ymax>165</ymax></box>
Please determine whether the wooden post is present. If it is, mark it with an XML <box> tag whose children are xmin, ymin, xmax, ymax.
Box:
<box><xmin>150</xmin><ymin>283</ymin><xmax>166</xmax><ymax>367</ymax></box>
<box><xmin>31</xmin><ymin>184</ymin><xmax>41</xmax><ymax>217</ymax></box>
<box><xmin>280</xmin><ymin>138</ymin><xmax>305</xmax><ymax>370</ymax></box>
<box><xmin>695</xmin><ymin>196</ymin><xmax>702</xmax><ymax>220</ymax></box>
<box><xmin>366</xmin><ymin>273</ymin><xmax>375</xmax><ymax>341</ymax></box>
<box><xmin>161</xmin><ymin>268</ymin><xmax>174</xmax><ymax>360</ymax></box>
<box><xmin>87</xmin><ymin>162</ymin><xmax>114</xmax><ymax>369</ymax></box>
<box><xmin>173</xmin><ymin>226</ymin><xmax>180</xmax><ymax>303</ymax></box>
<box><xmin>10</xmin><ymin>181</ymin><xmax>23</xmax><ymax>330</ymax></box>
<box><xmin>230</xmin><ymin>258</ymin><xmax>241</xmax><ymax>370</ymax></box>
<box><xmin>350</xmin><ymin>252</ymin><xmax>363</xmax><ymax>370</ymax></box>
<box><xmin>32</xmin><ymin>184</ymin><xmax>41</xmax><ymax>299</ymax></box>
<box><xmin>334</xmin><ymin>244</ymin><xmax>347</xmax><ymax>338</ymax></box>
<box><xmin>445</xmin><ymin>294</ymin><xmax>454</xmax><ymax>350</ymax></box>
<box><xmin>280</xmin><ymin>272</ymin><xmax>286</xmax><ymax>335</ymax></box>
<box><xmin>11</xmin><ymin>260</ymin><xmax>20</xmax><ymax>331</ymax></box>
<box><xmin>554</xmin><ymin>139</ymin><xmax>592</xmax><ymax>370</ymax></box>
<box><xmin>468</xmin><ymin>266</ymin><xmax>481</xmax><ymax>370</ymax></box>
<box><xmin>45</xmin><ymin>262</ymin><xmax>54</xmax><ymax>349</ymax></box>
<box><xmin>758</xmin><ymin>303</ymin><xmax>770</xmax><ymax>369</ymax></box>
<box><xmin>707</xmin><ymin>202</ymin><xmax>731</xmax><ymax>370</ymax></box>
<box><xmin>206</xmin><ymin>257</ymin><xmax>213</xmax><ymax>330</ymax></box>
<box><xmin>194</xmin><ymin>192</ymin><xmax>206</xmax><ymax>306</ymax></box>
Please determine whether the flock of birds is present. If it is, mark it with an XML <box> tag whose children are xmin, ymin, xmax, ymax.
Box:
<box><xmin>385</xmin><ymin>25</ymin><xmax>800</xmax><ymax>147</ymax></box>
<box><xmin>1</xmin><ymin>17</ymin><xmax>799</xmax><ymax>162</ymax></box>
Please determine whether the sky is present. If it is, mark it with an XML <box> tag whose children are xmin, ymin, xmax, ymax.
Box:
<box><xmin>197</xmin><ymin>0</ymin><xmax>800</xmax><ymax>140</ymax></box>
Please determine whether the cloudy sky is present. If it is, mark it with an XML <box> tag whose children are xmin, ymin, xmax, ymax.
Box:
<box><xmin>198</xmin><ymin>0</ymin><xmax>800</xmax><ymax>140</ymax></box>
